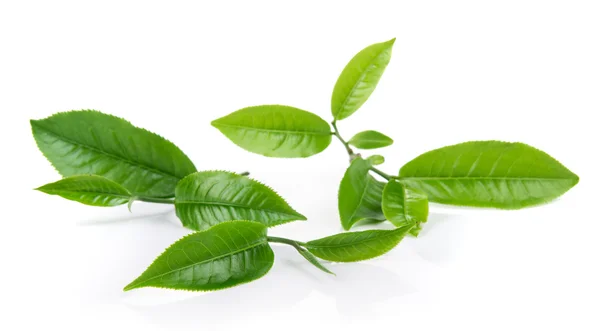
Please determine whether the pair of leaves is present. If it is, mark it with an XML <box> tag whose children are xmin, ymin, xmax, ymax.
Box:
<box><xmin>399</xmin><ymin>141</ymin><xmax>579</xmax><ymax>209</ymax></box>
<box><xmin>338</xmin><ymin>158</ymin><xmax>387</xmax><ymax>230</ymax></box>
<box><xmin>33</xmin><ymin>111</ymin><xmax>306</xmax><ymax>231</ymax></box>
<box><xmin>339</xmin><ymin>158</ymin><xmax>429</xmax><ymax>232</ymax></box>
<box><xmin>38</xmin><ymin>170</ymin><xmax>306</xmax><ymax>231</ymax></box>
<box><xmin>31</xmin><ymin>110</ymin><xmax>197</xmax><ymax>197</ymax></box>
<box><xmin>211</xmin><ymin>38</ymin><xmax>396</xmax><ymax>158</ymax></box>
<box><xmin>125</xmin><ymin>221</ymin><xmax>414</xmax><ymax>292</ymax></box>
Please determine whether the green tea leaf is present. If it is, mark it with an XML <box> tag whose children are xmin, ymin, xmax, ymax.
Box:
<box><xmin>31</xmin><ymin>110</ymin><xmax>197</xmax><ymax>197</ymax></box>
<box><xmin>175</xmin><ymin>171</ymin><xmax>306</xmax><ymax>231</ymax></box>
<box><xmin>331</xmin><ymin>38</ymin><xmax>395</xmax><ymax>120</ymax></box>
<box><xmin>348</xmin><ymin>130</ymin><xmax>393</xmax><ymax>150</ymax></box>
<box><xmin>211</xmin><ymin>105</ymin><xmax>332</xmax><ymax>158</ymax></box>
<box><xmin>399</xmin><ymin>141</ymin><xmax>579</xmax><ymax>209</ymax></box>
<box><xmin>366</xmin><ymin>155</ymin><xmax>385</xmax><ymax>166</ymax></box>
<box><xmin>124</xmin><ymin>221</ymin><xmax>273</xmax><ymax>292</ymax></box>
<box><xmin>382</xmin><ymin>180</ymin><xmax>429</xmax><ymax>230</ymax></box>
<box><xmin>36</xmin><ymin>175</ymin><xmax>131</xmax><ymax>207</ymax></box>
<box><xmin>305</xmin><ymin>224</ymin><xmax>413</xmax><ymax>262</ymax></box>
<box><xmin>409</xmin><ymin>223</ymin><xmax>423</xmax><ymax>237</ymax></box>
<box><xmin>338</xmin><ymin>158</ymin><xmax>386</xmax><ymax>230</ymax></box>
<box><xmin>297</xmin><ymin>247</ymin><xmax>335</xmax><ymax>275</ymax></box>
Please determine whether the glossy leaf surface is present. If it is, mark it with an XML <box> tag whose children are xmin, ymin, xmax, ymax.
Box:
<box><xmin>382</xmin><ymin>180</ymin><xmax>429</xmax><ymax>229</ymax></box>
<box><xmin>211</xmin><ymin>105</ymin><xmax>332</xmax><ymax>158</ymax></box>
<box><xmin>124</xmin><ymin>221</ymin><xmax>273</xmax><ymax>292</ymax></box>
<box><xmin>175</xmin><ymin>171</ymin><xmax>306</xmax><ymax>231</ymax></box>
<box><xmin>399</xmin><ymin>141</ymin><xmax>579</xmax><ymax>209</ymax></box>
<box><xmin>348</xmin><ymin>130</ymin><xmax>393</xmax><ymax>149</ymax></box>
<box><xmin>306</xmin><ymin>224</ymin><xmax>413</xmax><ymax>262</ymax></box>
<box><xmin>338</xmin><ymin>158</ymin><xmax>386</xmax><ymax>230</ymax></box>
<box><xmin>31</xmin><ymin>110</ymin><xmax>197</xmax><ymax>197</ymax></box>
<box><xmin>36</xmin><ymin>175</ymin><xmax>131</xmax><ymax>207</ymax></box>
<box><xmin>331</xmin><ymin>38</ymin><xmax>395</xmax><ymax>120</ymax></box>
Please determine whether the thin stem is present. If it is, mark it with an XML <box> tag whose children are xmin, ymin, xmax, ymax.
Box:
<box><xmin>331</xmin><ymin>121</ymin><xmax>357</xmax><ymax>160</ymax></box>
<box><xmin>135</xmin><ymin>196</ymin><xmax>175</xmax><ymax>204</ymax></box>
<box><xmin>239</xmin><ymin>171</ymin><xmax>250</xmax><ymax>176</ymax></box>
<box><xmin>267</xmin><ymin>236</ymin><xmax>307</xmax><ymax>248</ymax></box>
<box><xmin>369</xmin><ymin>166</ymin><xmax>393</xmax><ymax>181</ymax></box>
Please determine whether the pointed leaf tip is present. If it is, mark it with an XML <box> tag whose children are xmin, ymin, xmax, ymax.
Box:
<box><xmin>175</xmin><ymin>171</ymin><xmax>306</xmax><ymax>230</ymax></box>
<box><xmin>124</xmin><ymin>221</ymin><xmax>273</xmax><ymax>292</ymax></box>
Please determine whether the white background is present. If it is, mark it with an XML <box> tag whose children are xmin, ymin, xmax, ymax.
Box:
<box><xmin>1</xmin><ymin>0</ymin><xmax>599</xmax><ymax>330</ymax></box>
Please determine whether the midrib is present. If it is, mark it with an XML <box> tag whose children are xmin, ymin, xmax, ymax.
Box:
<box><xmin>35</xmin><ymin>124</ymin><xmax>181</xmax><ymax>180</ymax></box>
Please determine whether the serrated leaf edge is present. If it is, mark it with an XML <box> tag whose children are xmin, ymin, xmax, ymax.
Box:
<box><xmin>124</xmin><ymin>220</ymin><xmax>272</xmax><ymax>292</ymax></box>
<box><xmin>176</xmin><ymin>170</ymin><xmax>307</xmax><ymax>223</ymax></box>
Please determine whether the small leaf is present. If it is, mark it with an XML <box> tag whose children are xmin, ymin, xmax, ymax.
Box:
<box><xmin>211</xmin><ymin>105</ymin><xmax>332</xmax><ymax>158</ymax></box>
<box><xmin>331</xmin><ymin>38</ymin><xmax>395</xmax><ymax>120</ymax></box>
<box><xmin>338</xmin><ymin>158</ymin><xmax>386</xmax><ymax>230</ymax></box>
<box><xmin>382</xmin><ymin>180</ymin><xmax>429</xmax><ymax>229</ymax></box>
<box><xmin>36</xmin><ymin>175</ymin><xmax>131</xmax><ymax>207</ymax></box>
<box><xmin>124</xmin><ymin>221</ymin><xmax>274</xmax><ymax>292</ymax></box>
<box><xmin>399</xmin><ymin>141</ymin><xmax>579</xmax><ymax>209</ymax></box>
<box><xmin>348</xmin><ymin>130</ymin><xmax>393</xmax><ymax>150</ymax></box>
<box><xmin>367</xmin><ymin>155</ymin><xmax>385</xmax><ymax>165</ymax></box>
<box><xmin>175</xmin><ymin>171</ymin><xmax>306</xmax><ymax>231</ymax></box>
<box><xmin>409</xmin><ymin>223</ymin><xmax>423</xmax><ymax>237</ymax></box>
<box><xmin>297</xmin><ymin>248</ymin><xmax>335</xmax><ymax>275</ymax></box>
<box><xmin>31</xmin><ymin>110</ymin><xmax>197</xmax><ymax>197</ymax></box>
<box><xmin>305</xmin><ymin>224</ymin><xmax>413</xmax><ymax>263</ymax></box>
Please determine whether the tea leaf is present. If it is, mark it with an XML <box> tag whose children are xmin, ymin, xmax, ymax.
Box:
<box><xmin>31</xmin><ymin>110</ymin><xmax>196</xmax><ymax>197</ymax></box>
<box><xmin>124</xmin><ymin>221</ymin><xmax>273</xmax><ymax>292</ymax></box>
<box><xmin>366</xmin><ymin>155</ymin><xmax>385</xmax><ymax>165</ymax></box>
<box><xmin>212</xmin><ymin>105</ymin><xmax>332</xmax><ymax>158</ymax></box>
<box><xmin>382</xmin><ymin>180</ymin><xmax>429</xmax><ymax>230</ymax></box>
<box><xmin>175</xmin><ymin>171</ymin><xmax>306</xmax><ymax>231</ymax></box>
<box><xmin>331</xmin><ymin>38</ymin><xmax>395</xmax><ymax>120</ymax></box>
<box><xmin>297</xmin><ymin>248</ymin><xmax>335</xmax><ymax>275</ymax></box>
<box><xmin>306</xmin><ymin>224</ymin><xmax>413</xmax><ymax>262</ymax></box>
<box><xmin>338</xmin><ymin>158</ymin><xmax>386</xmax><ymax>230</ymax></box>
<box><xmin>36</xmin><ymin>175</ymin><xmax>131</xmax><ymax>207</ymax></box>
<box><xmin>399</xmin><ymin>141</ymin><xmax>579</xmax><ymax>209</ymax></box>
<box><xmin>348</xmin><ymin>130</ymin><xmax>393</xmax><ymax>150</ymax></box>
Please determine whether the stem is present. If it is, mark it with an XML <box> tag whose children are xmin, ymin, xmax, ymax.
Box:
<box><xmin>331</xmin><ymin>121</ymin><xmax>357</xmax><ymax>160</ymax></box>
<box><xmin>369</xmin><ymin>167</ymin><xmax>393</xmax><ymax>181</ymax></box>
<box><xmin>332</xmin><ymin>120</ymin><xmax>396</xmax><ymax>181</ymax></box>
<box><xmin>135</xmin><ymin>196</ymin><xmax>175</xmax><ymax>204</ymax></box>
<box><xmin>267</xmin><ymin>236</ymin><xmax>306</xmax><ymax>248</ymax></box>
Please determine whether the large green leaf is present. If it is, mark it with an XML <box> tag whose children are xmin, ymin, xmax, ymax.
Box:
<box><xmin>348</xmin><ymin>130</ymin><xmax>393</xmax><ymax>150</ymax></box>
<box><xmin>31</xmin><ymin>110</ymin><xmax>197</xmax><ymax>197</ymax></box>
<box><xmin>331</xmin><ymin>38</ymin><xmax>395</xmax><ymax>121</ymax></box>
<box><xmin>175</xmin><ymin>171</ymin><xmax>306</xmax><ymax>231</ymax></box>
<box><xmin>124</xmin><ymin>221</ymin><xmax>273</xmax><ymax>292</ymax></box>
<box><xmin>382</xmin><ymin>180</ymin><xmax>429</xmax><ymax>233</ymax></box>
<box><xmin>305</xmin><ymin>224</ymin><xmax>413</xmax><ymax>263</ymax></box>
<box><xmin>399</xmin><ymin>141</ymin><xmax>579</xmax><ymax>209</ymax></box>
<box><xmin>36</xmin><ymin>175</ymin><xmax>131</xmax><ymax>207</ymax></box>
<box><xmin>338</xmin><ymin>158</ymin><xmax>386</xmax><ymax>230</ymax></box>
<box><xmin>211</xmin><ymin>105</ymin><xmax>332</xmax><ymax>158</ymax></box>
